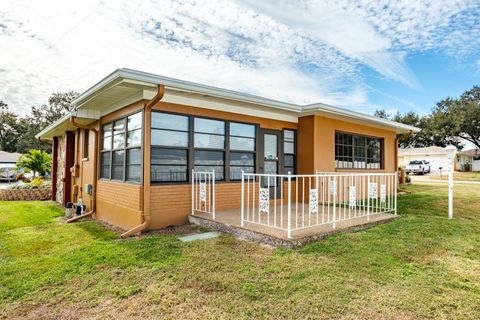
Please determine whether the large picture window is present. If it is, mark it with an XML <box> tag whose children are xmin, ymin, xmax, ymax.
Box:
<box><xmin>335</xmin><ymin>132</ymin><xmax>383</xmax><ymax>169</ymax></box>
<box><xmin>151</xmin><ymin>112</ymin><xmax>263</xmax><ymax>183</ymax></box>
<box><xmin>100</xmin><ymin>111</ymin><xmax>143</xmax><ymax>182</ymax></box>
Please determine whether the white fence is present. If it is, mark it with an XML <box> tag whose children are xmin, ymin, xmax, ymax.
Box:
<box><xmin>241</xmin><ymin>172</ymin><xmax>397</xmax><ymax>238</ymax></box>
<box><xmin>191</xmin><ymin>170</ymin><xmax>216</xmax><ymax>219</ymax></box>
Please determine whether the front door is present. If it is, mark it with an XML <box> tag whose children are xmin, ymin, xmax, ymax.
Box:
<box><xmin>259</xmin><ymin>130</ymin><xmax>283</xmax><ymax>192</ymax></box>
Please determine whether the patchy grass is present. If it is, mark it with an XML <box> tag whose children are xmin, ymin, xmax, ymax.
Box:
<box><xmin>1</xmin><ymin>183</ymin><xmax>480</xmax><ymax>319</ymax></box>
<box><xmin>430</xmin><ymin>171</ymin><xmax>480</xmax><ymax>181</ymax></box>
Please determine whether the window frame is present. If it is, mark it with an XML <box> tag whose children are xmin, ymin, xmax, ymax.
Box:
<box><xmin>335</xmin><ymin>131</ymin><xmax>384</xmax><ymax>170</ymax></box>
<box><xmin>99</xmin><ymin>110</ymin><xmax>144</xmax><ymax>184</ymax></box>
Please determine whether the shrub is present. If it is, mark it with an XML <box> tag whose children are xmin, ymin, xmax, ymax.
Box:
<box><xmin>16</xmin><ymin>150</ymin><xmax>52</xmax><ymax>178</ymax></box>
<box><xmin>8</xmin><ymin>178</ymin><xmax>52</xmax><ymax>190</ymax></box>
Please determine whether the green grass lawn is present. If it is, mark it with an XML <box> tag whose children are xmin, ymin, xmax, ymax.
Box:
<box><xmin>1</xmin><ymin>183</ymin><xmax>480</xmax><ymax>319</ymax></box>
<box><xmin>429</xmin><ymin>171</ymin><xmax>480</xmax><ymax>181</ymax></box>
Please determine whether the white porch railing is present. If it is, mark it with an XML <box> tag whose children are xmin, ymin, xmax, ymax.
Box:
<box><xmin>241</xmin><ymin>172</ymin><xmax>397</xmax><ymax>238</ymax></box>
<box><xmin>191</xmin><ymin>170</ymin><xmax>216</xmax><ymax>219</ymax></box>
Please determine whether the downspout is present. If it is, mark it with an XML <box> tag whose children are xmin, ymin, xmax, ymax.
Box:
<box><xmin>121</xmin><ymin>84</ymin><xmax>165</xmax><ymax>238</ymax></box>
<box><xmin>67</xmin><ymin>116</ymin><xmax>99</xmax><ymax>223</ymax></box>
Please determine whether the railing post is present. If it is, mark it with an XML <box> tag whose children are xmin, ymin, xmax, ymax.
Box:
<box><xmin>191</xmin><ymin>169</ymin><xmax>194</xmax><ymax>215</ymax></box>
<box><xmin>367</xmin><ymin>175</ymin><xmax>370</xmax><ymax>222</ymax></box>
<box><xmin>333</xmin><ymin>176</ymin><xmax>336</xmax><ymax>229</ymax></box>
<box><xmin>394</xmin><ymin>172</ymin><xmax>397</xmax><ymax>215</ymax></box>
<box><xmin>212</xmin><ymin>170</ymin><xmax>216</xmax><ymax>220</ymax></box>
<box><xmin>287</xmin><ymin>172</ymin><xmax>292</xmax><ymax>239</ymax></box>
<box><xmin>241</xmin><ymin>170</ymin><xmax>245</xmax><ymax>227</ymax></box>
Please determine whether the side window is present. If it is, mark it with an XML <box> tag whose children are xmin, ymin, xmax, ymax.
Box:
<box><xmin>83</xmin><ymin>129</ymin><xmax>90</xmax><ymax>159</ymax></box>
<box><xmin>99</xmin><ymin>111</ymin><xmax>143</xmax><ymax>182</ymax></box>
<box><xmin>151</xmin><ymin>112</ymin><xmax>189</xmax><ymax>182</ymax></box>
<box><xmin>229</xmin><ymin>122</ymin><xmax>256</xmax><ymax>180</ymax></box>
<box><xmin>194</xmin><ymin>118</ymin><xmax>225</xmax><ymax>180</ymax></box>
<box><xmin>283</xmin><ymin>130</ymin><xmax>296</xmax><ymax>174</ymax></box>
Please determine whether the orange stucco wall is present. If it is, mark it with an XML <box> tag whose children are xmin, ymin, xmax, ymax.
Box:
<box><xmin>96</xmin><ymin>180</ymin><xmax>143</xmax><ymax>230</ymax></box>
<box><xmin>297</xmin><ymin>115</ymin><xmax>397</xmax><ymax>174</ymax></box>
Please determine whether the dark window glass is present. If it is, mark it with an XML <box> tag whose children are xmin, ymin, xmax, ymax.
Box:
<box><xmin>151</xmin><ymin>148</ymin><xmax>188</xmax><ymax>182</ymax></box>
<box><xmin>126</xmin><ymin>149</ymin><xmax>141</xmax><ymax>182</ymax></box>
<box><xmin>112</xmin><ymin>150</ymin><xmax>125</xmax><ymax>180</ymax></box>
<box><xmin>100</xmin><ymin>152</ymin><xmax>110</xmax><ymax>179</ymax></box>
<box><xmin>230</xmin><ymin>136</ymin><xmax>255</xmax><ymax>151</ymax></box>
<box><xmin>151</xmin><ymin>112</ymin><xmax>191</xmax><ymax>182</ymax></box>
<box><xmin>152</xmin><ymin>148</ymin><xmax>188</xmax><ymax>165</ymax></box>
<box><xmin>194</xmin><ymin>150</ymin><xmax>224</xmax><ymax>180</ymax></box>
<box><xmin>100</xmin><ymin>112</ymin><xmax>143</xmax><ymax>182</ymax></box>
<box><xmin>83</xmin><ymin>130</ymin><xmax>90</xmax><ymax>158</ymax></box>
<box><xmin>151</xmin><ymin>165</ymin><xmax>187</xmax><ymax>182</ymax></box>
<box><xmin>229</xmin><ymin>152</ymin><xmax>254</xmax><ymax>180</ymax></box>
<box><xmin>335</xmin><ymin>132</ymin><xmax>382</xmax><ymax>169</ymax></box>
<box><xmin>283</xmin><ymin>130</ymin><xmax>296</xmax><ymax>174</ymax></box>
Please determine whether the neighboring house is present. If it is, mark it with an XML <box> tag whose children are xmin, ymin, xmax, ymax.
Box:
<box><xmin>36</xmin><ymin>68</ymin><xmax>419</xmax><ymax>235</ymax></box>
<box><xmin>0</xmin><ymin>151</ymin><xmax>21</xmax><ymax>166</ymax></box>
<box><xmin>460</xmin><ymin>148</ymin><xmax>480</xmax><ymax>172</ymax></box>
<box><xmin>0</xmin><ymin>151</ymin><xmax>22</xmax><ymax>181</ymax></box>
<box><xmin>399</xmin><ymin>146</ymin><xmax>474</xmax><ymax>173</ymax></box>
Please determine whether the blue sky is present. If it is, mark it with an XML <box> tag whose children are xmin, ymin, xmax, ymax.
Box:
<box><xmin>1</xmin><ymin>0</ymin><xmax>479</xmax><ymax>117</ymax></box>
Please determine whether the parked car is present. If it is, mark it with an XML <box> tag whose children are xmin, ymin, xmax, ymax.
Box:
<box><xmin>406</xmin><ymin>160</ymin><xmax>431</xmax><ymax>175</ymax></box>
<box><xmin>0</xmin><ymin>164</ymin><xmax>18</xmax><ymax>182</ymax></box>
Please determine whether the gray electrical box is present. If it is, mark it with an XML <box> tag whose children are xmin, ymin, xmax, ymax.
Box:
<box><xmin>85</xmin><ymin>184</ymin><xmax>93</xmax><ymax>196</ymax></box>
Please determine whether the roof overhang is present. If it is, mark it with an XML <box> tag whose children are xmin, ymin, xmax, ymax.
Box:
<box><xmin>36</xmin><ymin>114</ymin><xmax>98</xmax><ymax>141</ymax></box>
<box><xmin>37</xmin><ymin>68</ymin><xmax>421</xmax><ymax>140</ymax></box>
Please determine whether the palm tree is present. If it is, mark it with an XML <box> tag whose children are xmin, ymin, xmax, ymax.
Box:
<box><xmin>16</xmin><ymin>150</ymin><xmax>52</xmax><ymax>178</ymax></box>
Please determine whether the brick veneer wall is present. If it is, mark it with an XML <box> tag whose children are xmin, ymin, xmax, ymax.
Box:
<box><xmin>0</xmin><ymin>189</ymin><xmax>52</xmax><ymax>201</ymax></box>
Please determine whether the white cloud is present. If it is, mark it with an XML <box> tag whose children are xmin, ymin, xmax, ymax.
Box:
<box><xmin>0</xmin><ymin>0</ymin><xmax>478</xmax><ymax>115</ymax></box>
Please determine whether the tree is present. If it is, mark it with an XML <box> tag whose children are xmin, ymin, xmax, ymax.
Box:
<box><xmin>373</xmin><ymin>109</ymin><xmax>389</xmax><ymax>119</ymax></box>
<box><xmin>0</xmin><ymin>101</ymin><xmax>22</xmax><ymax>152</ymax></box>
<box><xmin>14</xmin><ymin>91</ymin><xmax>80</xmax><ymax>154</ymax></box>
<box><xmin>449</xmin><ymin>86</ymin><xmax>480</xmax><ymax>149</ymax></box>
<box><xmin>31</xmin><ymin>91</ymin><xmax>79</xmax><ymax>125</ymax></box>
<box><xmin>16</xmin><ymin>149</ymin><xmax>52</xmax><ymax>178</ymax></box>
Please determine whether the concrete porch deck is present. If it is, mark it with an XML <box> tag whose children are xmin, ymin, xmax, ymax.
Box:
<box><xmin>189</xmin><ymin>206</ymin><xmax>397</xmax><ymax>248</ymax></box>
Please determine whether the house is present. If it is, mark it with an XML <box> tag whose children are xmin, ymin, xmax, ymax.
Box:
<box><xmin>36</xmin><ymin>68</ymin><xmax>419</xmax><ymax>239</ymax></box>
<box><xmin>399</xmin><ymin>146</ymin><xmax>474</xmax><ymax>173</ymax></box>
<box><xmin>460</xmin><ymin>148</ymin><xmax>480</xmax><ymax>172</ymax></box>
<box><xmin>0</xmin><ymin>151</ymin><xmax>22</xmax><ymax>166</ymax></box>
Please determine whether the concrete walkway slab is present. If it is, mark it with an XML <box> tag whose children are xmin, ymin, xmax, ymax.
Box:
<box><xmin>178</xmin><ymin>232</ymin><xmax>221</xmax><ymax>242</ymax></box>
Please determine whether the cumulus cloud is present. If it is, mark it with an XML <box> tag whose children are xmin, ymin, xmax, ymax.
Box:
<box><xmin>0</xmin><ymin>0</ymin><xmax>478</xmax><ymax>115</ymax></box>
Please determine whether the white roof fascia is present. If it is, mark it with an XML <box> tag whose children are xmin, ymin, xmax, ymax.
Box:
<box><xmin>303</xmin><ymin>103</ymin><xmax>420</xmax><ymax>133</ymax></box>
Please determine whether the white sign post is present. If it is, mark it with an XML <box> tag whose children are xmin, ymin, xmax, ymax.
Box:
<box><xmin>445</xmin><ymin>145</ymin><xmax>456</xmax><ymax>219</ymax></box>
